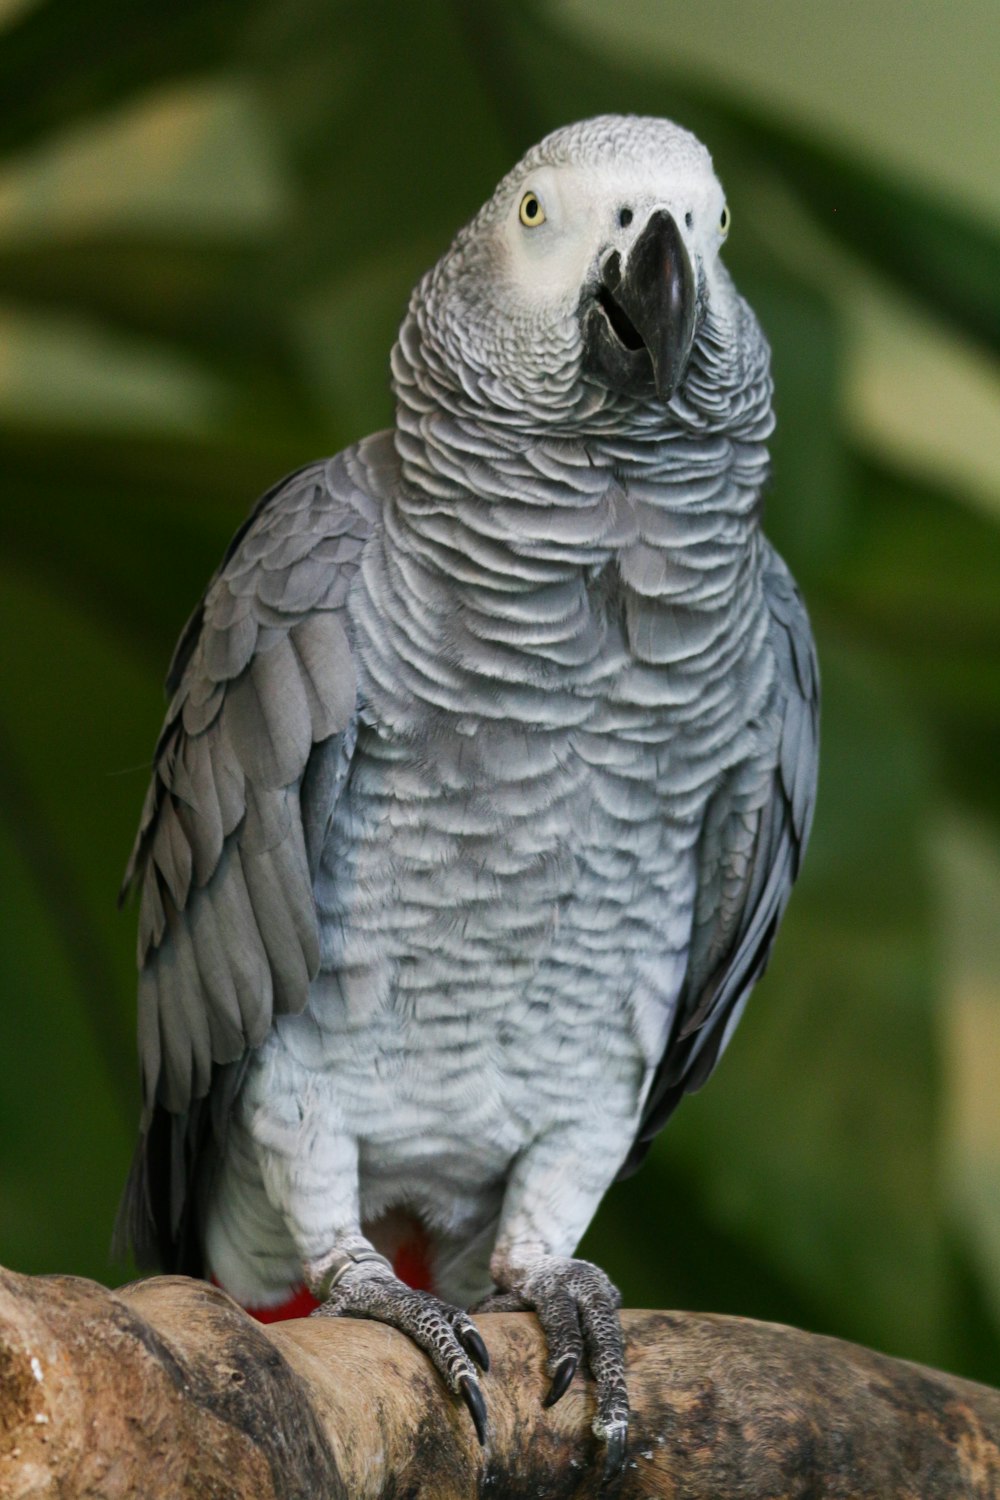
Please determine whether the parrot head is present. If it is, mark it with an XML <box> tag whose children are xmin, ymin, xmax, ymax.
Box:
<box><xmin>405</xmin><ymin>115</ymin><xmax>749</xmax><ymax>428</ymax></box>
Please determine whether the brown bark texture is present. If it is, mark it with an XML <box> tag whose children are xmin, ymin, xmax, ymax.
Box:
<box><xmin>1</xmin><ymin>1265</ymin><xmax>999</xmax><ymax>1499</ymax></box>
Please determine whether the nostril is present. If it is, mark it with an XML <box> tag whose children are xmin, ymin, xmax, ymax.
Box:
<box><xmin>618</xmin><ymin>207</ymin><xmax>633</xmax><ymax>228</ymax></box>
<box><xmin>601</xmin><ymin>249</ymin><xmax>623</xmax><ymax>291</ymax></box>
<box><xmin>685</xmin><ymin>211</ymin><xmax>693</xmax><ymax>229</ymax></box>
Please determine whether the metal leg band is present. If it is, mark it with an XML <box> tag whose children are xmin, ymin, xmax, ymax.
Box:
<box><xmin>313</xmin><ymin>1247</ymin><xmax>394</xmax><ymax>1301</ymax></box>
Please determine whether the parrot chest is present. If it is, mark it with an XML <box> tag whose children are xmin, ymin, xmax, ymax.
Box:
<box><xmin>266</xmin><ymin>719</ymin><xmax>697</xmax><ymax>1234</ymax></box>
<box><xmin>262</xmin><ymin>562</ymin><xmax>764</xmax><ymax>1206</ymax></box>
<box><xmin>243</xmin><ymin>507</ymin><xmax>775</xmax><ymax>1251</ymax></box>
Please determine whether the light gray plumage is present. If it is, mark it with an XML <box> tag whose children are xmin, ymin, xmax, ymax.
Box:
<box><xmin>118</xmin><ymin>115</ymin><xmax>818</xmax><ymax>1467</ymax></box>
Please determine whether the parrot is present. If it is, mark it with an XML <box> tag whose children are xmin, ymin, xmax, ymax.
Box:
<box><xmin>116</xmin><ymin>114</ymin><xmax>819</xmax><ymax>1474</ymax></box>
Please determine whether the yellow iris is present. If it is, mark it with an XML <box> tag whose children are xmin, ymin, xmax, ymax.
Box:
<box><xmin>519</xmin><ymin>192</ymin><xmax>546</xmax><ymax>227</ymax></box>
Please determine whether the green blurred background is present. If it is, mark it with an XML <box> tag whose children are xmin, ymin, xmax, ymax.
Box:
<box><xmin>1</xmin><ymin>0</ymin><xmax>998</xmax><ymax>1383</ymax></box>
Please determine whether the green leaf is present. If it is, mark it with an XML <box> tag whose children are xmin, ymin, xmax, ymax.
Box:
<box><xmin>825</xmin><ymin>457</ymin><xmax>1000</xmax><ymax>821</ymax></box>
<box><xmin>240</xmin><ymin>0</ymin><xmax>518</xmax><ymax>291</ymax></box>
<box><xmin>0</xmin><ymin>0</ymin><xmax>256</xmax><ymax>158</ymax></box>
<box><xmin>0</xmin><ymin>800</ymin><xmax>131</xmax><ymax>1279</ymax></box>
<box><xmin>742</xmin><ymin>273</ymin><xmax>851</xmax><ymax>582</ymax></box>
<box><xmin>0</xmin><ymin>232</ymin><xmax>306</xmax><ymax>404</ymax></box>
<box><xmin>733</xmin><ymin>120</ymin><xmax>1000</xmax><ymax>359</ymax></box>
<box><xmin>0</xmin><ymin>423</ymin><xmax>318</xmax><ymax>666</ymax></box>
<box><xmin>934</xmin><ymin>818</ymin><xmax>1000</xmax><ymax>1346</ymax></box>
<box><xmin>0</xmin><ymin>561</ymin><xmax>156</xmax><ymax>1278</ymax></box>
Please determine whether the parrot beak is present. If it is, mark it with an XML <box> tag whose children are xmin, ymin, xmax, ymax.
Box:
<box><xmin>584</xmin><ymin>208</ymin><xmax>697</xmax><ymax>404</ymax></box>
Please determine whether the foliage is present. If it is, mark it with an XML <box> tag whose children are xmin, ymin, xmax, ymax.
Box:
<box><xmin>1</xmin><ymin>0</ymin><xmax>998</xmax><ymax>1383</ymax></box>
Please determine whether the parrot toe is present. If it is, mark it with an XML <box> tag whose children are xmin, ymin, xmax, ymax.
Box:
<box><xmin>459</xmin><ymin>1371</ymin><xmax>489</xmax><ymax>1445</ymax></box>
<box><xmin>543</xmin><ymin>1351</ymin><xmax>579</xmax><ymax>1408</ymax></box>
<box><xmin>459</xmin><ymin>1322</ymin><xmax>492</xmax><ymax>1373</ymax></box>
<box><xmin>599</xmin><ymin>1417</ymin><xmax>629</xmax><ymax>1481</ymax></box>
<box><xmin>313</xmin><ymin>1267</ymin><xmax>490</xmax><ymax>1445</ymax></box>
<box><xmin>486</xmin><ymin>1254</ymin><xmax>629</xmax><ymax>1473</ymax></box>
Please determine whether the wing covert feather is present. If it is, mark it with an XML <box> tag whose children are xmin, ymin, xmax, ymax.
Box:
<box><xmin>122</xmin><ymin>440</ymin><xmax>387</xmax><ymax>1130</ymax></box>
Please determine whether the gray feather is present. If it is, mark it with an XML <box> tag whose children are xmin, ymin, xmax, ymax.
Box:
<box><xmin>170</xmin><ymin>735</ymin><xmax>224</xmax><ymax>886</ymax></box>
<box><xmin>240</xmin><ymin>833</ymin><xmax>317</xmax><ymax>1012</ymax></box>
<box><xmin>290</xmin><ymin>614</ymin><xmax>357</xmax><ymax>739</ymax></box>
<box><xmin>202</xmin><ymin>609</ymin><xmax>259</xmax><ymax>684</ymax></box>
<box><xmin>150</xmin><ymin>802</ymin><xmax>193</xmax><ymax>911</ymax></box>
<box><xmin>206</xmin><ymin>847</ymin><xmax>274</xmax><ymax>1046</ymax></box>
<box><xmin>208</xmin><ymin>722</ymin><xmax>245</xmax><ymax>837</ymax></box>
<box><xmin>186</xmin><ymin>892</ymin><xmax>244</xmax><ymax>1060</ymax></box>
<box><xmin>224</xmin><ymin>636</ymin><xmax>313</xmax><ymax>789</ymax></box>
<box><xmin>622</xmin><ymin>546</ymin><xmax>819</xmax><ymax>1173</ymax></box>
<box><xmin>181</xmin><ymin>679</ymin><xmax>225</xmax><ymax>737</ymax></box>
<box><xmin>122</xmin><ymin>457</ymin><xmax>374</xmax><ymax>1139</ymax></box>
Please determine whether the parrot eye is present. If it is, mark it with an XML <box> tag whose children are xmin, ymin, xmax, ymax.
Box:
<box><xmin>719</xmin><ymin>204</ymin><xmax>731</xmax><ymax>238</ymax></box>
<box><xmin>519</xmin><ymin>192</ymin><xmax>546</xmax><ymax>227</ymax></box>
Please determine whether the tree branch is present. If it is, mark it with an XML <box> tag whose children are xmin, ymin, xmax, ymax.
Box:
<box><xmin>1</xmin><ymin>1264</ymin><xmax>998</xmax><ymax>1497</ymax></box>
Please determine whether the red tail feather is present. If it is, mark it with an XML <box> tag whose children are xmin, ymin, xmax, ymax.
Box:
<box><xmin>215</xmin><ymin>1227</ymin><xmax>436</xmax><ymax>1324</ymax></box>
<box><xmin>393</xmin><ymin>1232</ymin><xmax>435</xmax><ymax>1293</ymax></box>
<box><xmin>245</xmin><ymin>1283</ymin><xmax>320</xmax><ymax>1323</ymax></box>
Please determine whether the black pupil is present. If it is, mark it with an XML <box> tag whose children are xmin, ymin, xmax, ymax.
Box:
<box><xmin>619</xmin><ymin>207</ymin><xmax>633</xmax><ymax>227</ymax></box>
<box><xmin>525</xmin><ymin>198</ymin><xmax>538</xmax><ymax>218</ymax></box>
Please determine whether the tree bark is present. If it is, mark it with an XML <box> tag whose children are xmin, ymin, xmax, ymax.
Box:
<box><xmin>1</xmin><ymin>1265</ymin><xmax>998</xmax><ymax>1498</ymax></box>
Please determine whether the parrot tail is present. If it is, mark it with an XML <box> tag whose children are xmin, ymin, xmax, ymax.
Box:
<box><xmin>228</xmin><ymin>1220</ymin><xmax>437</xmax><ymax>1324</ymax></box>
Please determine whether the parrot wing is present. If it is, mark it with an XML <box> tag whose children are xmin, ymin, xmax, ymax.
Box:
<box><xmin>620</xmin><ymin>545</ymin><xmax>819</xmax><ymax>1177</ymax></box>
<box><xmin>116</xmin><ymin>434</ymin><xmax>392</xmax><ymax>1268</ymax></box>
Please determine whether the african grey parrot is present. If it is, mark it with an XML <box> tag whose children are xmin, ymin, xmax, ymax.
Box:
<box><xmin>117</xmin><ymin>115</ymin><xmax>818</xmax><ymax>1473</ymax></box>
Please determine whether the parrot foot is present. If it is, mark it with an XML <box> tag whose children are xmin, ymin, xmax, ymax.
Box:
<box><xmin>311</xmin><ymin>1264</ymin><xmax>490</xmax><ymax>1445</ymax></box>
<box><xmin>479</xmin><ymin>1254</ymin><xmax>629</xmax><ymax>1479</ymax></box>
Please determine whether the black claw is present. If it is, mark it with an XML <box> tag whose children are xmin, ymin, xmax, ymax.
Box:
<box><xmin>543</xmin><ymin>1352</ymin><xmax>578</xmax><ymax>1408</ymax></box>
<box><xmin>462</xmin><ymin>1326</ymin><xmax>491</xmax><ymax>1373</ymax></box>
<box><xmin>601</xmin><ymin>1423</ymin><xmax>628</xmax><ymax>1482</ymax></box>
<box><xmin>459</xmin><ymin>1373</ymin><xmax>488</xmax><ymax>1447</ymax></box>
